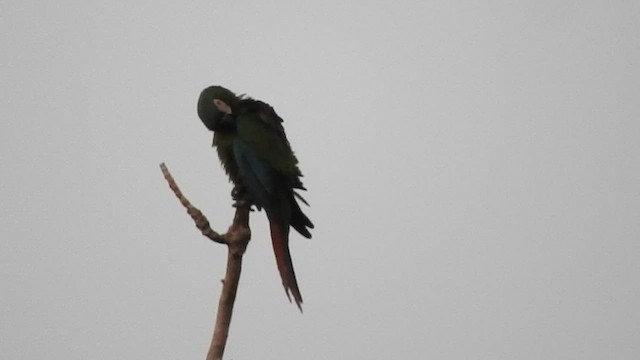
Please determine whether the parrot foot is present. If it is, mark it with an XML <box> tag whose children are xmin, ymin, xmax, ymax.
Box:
<box><xmin>231</xmin><ymin>184</ymin><xmax>246</xmax><ymax>200</ymax></box>
<box><xmin>231</xmin><ymin>184</ymin><xmax>255</xmax><ymax>211</ymax></box>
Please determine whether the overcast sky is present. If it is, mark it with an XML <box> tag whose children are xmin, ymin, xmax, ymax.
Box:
<box><xmin>2</xmin><ymin>1</ymin><xmax>639</xmax><ymax>359</ymax></box>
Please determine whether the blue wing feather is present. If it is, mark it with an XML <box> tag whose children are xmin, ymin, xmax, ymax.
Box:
<box><xmin>233</xmin><ymin>137</ymin><xmax>275</xmax><ymax>210</ymax></box>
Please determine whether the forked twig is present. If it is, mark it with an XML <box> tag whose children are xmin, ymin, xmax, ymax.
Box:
<box><xmin>160</xmin><ymin>162</ymin><xmax>251</xmax><ymax>360</ymax></box>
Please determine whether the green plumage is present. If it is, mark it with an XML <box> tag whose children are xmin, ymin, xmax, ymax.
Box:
<box><xmin>197</xmin><ymin>85</ymin><xmax>313</xmax><ymax>310</ymax></box>
<box><xmin>197</xmin><ymin>86</ymin><xmax>242</xmax><ymax>183</ymax></box>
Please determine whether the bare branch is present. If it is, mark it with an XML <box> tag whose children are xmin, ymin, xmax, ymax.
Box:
<box><xmin>160</xmin><ymin>162</ymin><xmax>252</xmax><ymax>360</ymax></box>
<box><xmin>206</xmin><ymin>199</ymin><xmax>251</xmax><ymax>360</ymax></box>
<box><xmin>160</xmin><ymin>162</ymin><xmax>225</xmax><ymax>244</ymax></box>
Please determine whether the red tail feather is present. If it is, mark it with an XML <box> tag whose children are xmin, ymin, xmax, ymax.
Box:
<box><xmin>269</xmin><ymin>222</ymin><xmax>303</xmax><ymax>311</ymax></box>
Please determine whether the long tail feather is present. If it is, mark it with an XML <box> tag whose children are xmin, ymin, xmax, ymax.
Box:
<box><xmin>269</xmin><ymin>222</ymin><xmax>303</xmax><ymax>311</ymax></box>
<box><xmin>289</xmin><ymin>191</ymin><xmax>314</xmax><ymax>238</ymax></box>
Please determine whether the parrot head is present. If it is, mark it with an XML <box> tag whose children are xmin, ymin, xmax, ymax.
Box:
<box><xmin>197</xmin><ymin>85</ymin><xmax>239</xmax><ymax>131</ymax></box>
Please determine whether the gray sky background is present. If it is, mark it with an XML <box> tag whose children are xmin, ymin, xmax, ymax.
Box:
<box><xmin>2</xmin><ymin>1</ymin><xmax>639</xmax><ymax>359</ymax></box>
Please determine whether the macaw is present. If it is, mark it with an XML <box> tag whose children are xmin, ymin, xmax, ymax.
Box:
<box><xmin>197</xmin><ymin>85</ymin><xmax>313</xmax><ymax>310</ymax></box>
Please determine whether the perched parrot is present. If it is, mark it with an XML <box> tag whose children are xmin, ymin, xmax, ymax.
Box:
<box><xmin>197</xmin><ymin>85</ymin><xmax>313</xmax><ymax>310</ymax></box>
